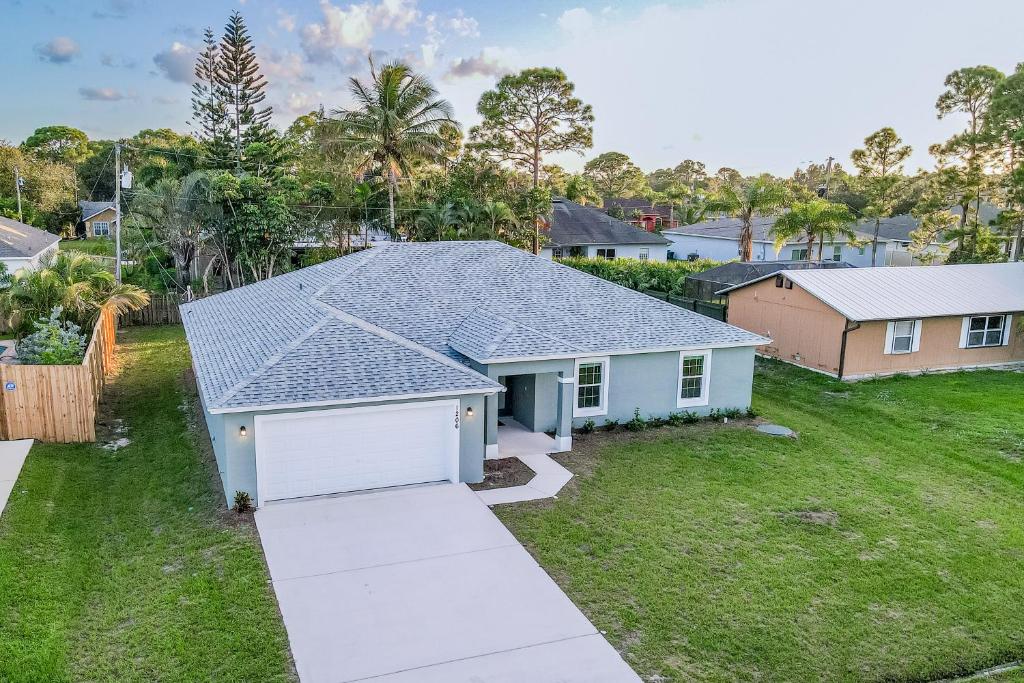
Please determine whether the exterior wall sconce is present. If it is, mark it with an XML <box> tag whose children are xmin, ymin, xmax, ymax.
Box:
<box><xmin>239</xmin><ymin>426</ymin><xmax>247</xmax><ymax>438</ymax></box>
<box><xmin>466</xmin><ymin>406</ymin><xmax>474</xmax><ymax>417</ymax></box>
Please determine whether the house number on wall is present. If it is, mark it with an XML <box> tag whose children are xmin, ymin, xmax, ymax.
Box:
<box><xmin>454</xmin><ymin>408</ymin><xmax>460</xmax><ymax>430</ymax></box>
<box><xmin>3</xmin><ymin>381</ymin><xmax>14</xmax><ymax>392</ymax></box>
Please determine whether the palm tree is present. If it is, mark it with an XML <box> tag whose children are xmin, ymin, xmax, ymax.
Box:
<box><xmin>709</xmin><ymin>177</ymin><xmax>790</xmax><ymax>261</ymax></box>
<box><xmin>414</xmin><ymin>202</ymin><xmax>457</xmax><ymax>241</ymax></box>
<box><xmin>770</xmin><ymin>199</ymin><xmax>856</xmax><ymax>260</ymax></box>
<box><xmin>479</xmin><ymin>201</ymin><xmax>519</xmax><ymax>242</ymax></box>
<box><xmin>327</xmin><ymin>60</ymin><xmax>458</xmax><ymax>236</ymax></box>
<box><xmin>0</xmin><ymin>251</ymin><xmax>150</xmax><ymax>337</ymax></box>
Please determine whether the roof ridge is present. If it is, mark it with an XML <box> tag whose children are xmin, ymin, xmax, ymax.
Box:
<box><xmin>314</xmin><ymin>300</ymin><xmax>501</xmax><ymax>388</ymax></box>
<box><xmin>312</xmin><ymin>244</ymin><xmax>388</xmax><ymax>299</ymax></box>
<box><xmin>212</xmin><ymin>315</ymin><xmax>333</xmax><ymax>408</ymax></box>
<box><xmin>478</xmin><ymin>306</ymin><xmax>585</xmax><ymax>354</ymax></box>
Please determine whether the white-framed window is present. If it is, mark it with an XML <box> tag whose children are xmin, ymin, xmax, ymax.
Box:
<box><xmin>791</xmin><ymin>247</ymin><xmax>808</xmax><ymax>260</ymax></box>
<box><xmin>832</xmin><ymin>245</ymin><xmax>842</xmax><ymax>261</ymax></box>
<box><xmin>638</xmin><ymin>248</ymin><xmax>650</xmax><ymax>261</ymax></box>
<box><xmin>884</xmin><ymin>319</ymin><xmax>921</xmax><ymax>354</ymax></box>
<box><xmin>677</xmin><ymin>350</ymin><xmax>712</xmax><ymax>408</ymax></box>
<box><xmin>596</xmin><ymin>248</ymin><xmax>616</xmax><ymax>260</ymax></box>
<box><xmin>551</xmin><ymin>247</ymin><xmax>563</xmax><ymax>258</ymax></box>
<box><xmin>858</xmin><ymin>246</ymin><xmax>866</xmax><ymax>255</ymax></box>
<box><xmin>961</xmin><ymin>315</ymin><xmax>1010</xmax><ymax>348</ymax></box>
<box><xmin>574</xmin><ymin>357</ymin><xmax>610</xmax><ymax>417</ymax></box>
<box><xmin>92</xmin><ymin>221</ymin><xmax>110</xmax><ymax>237</ymax></box>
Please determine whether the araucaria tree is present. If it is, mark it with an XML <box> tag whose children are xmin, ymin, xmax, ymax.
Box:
<box><xmin>709</xmin><ymin>176</ymin><xmax>789</xmax><ymax>261</ymax></box>
<box><xmin>327</xmin><ymin>60</ymin><xmax>457</xmax><ymax>236</ymax></box>
<box><xmin>851</xmin><ymin>127</ymin><xmax>912</xmax><ymax>266</ymax></box>
<box><xmin>469</xmin><ymin>67</ymin><xmax>594</xmax><ymax>253</ymax></box>
<box><xmin>215</xmin><ymin>12</ymin><xmax>273</xmax><ymax>169</ymax></box>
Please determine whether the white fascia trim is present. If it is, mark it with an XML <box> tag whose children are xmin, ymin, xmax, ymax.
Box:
<box><xmin>663</xmin><ymin>231</ymin><xmax>772</xmax><ymax>244</ymax></box>
<box><xmin>210</xmin><ymin>388</ymin><xmax>500</xmax><ymax>414</ymax></box>
<box><xmin>573</xmin><ymin>356</ymin><xmax>610</xmax><ymax>418</ymax></box>
<box><xmin>483</xmin><ymin>340</ymin><xmax>769</xmax><ymax>365</ymax></box>
<box><xmin>81</xmin><ymin>208</ymin><xmax>115</xmax><ymax>221</ymax></box>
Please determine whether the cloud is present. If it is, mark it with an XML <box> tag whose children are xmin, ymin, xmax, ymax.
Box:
<box><xmin>153</xmin><ymin>95</ymin><xmax>178</xmax><ymax>105</ymax></box>
<box><xmin>277</xmin><ymin>10</ymin><xmax>297</xmax><ymax>32</ymax></box>
<box><xmin>300</xmin><ymin>0</ymin><xmax>419</xmax><ymax>62</ymax></box>
<box><xmin>34</xmin><ymin>37</ymin><xmax>79</xmax><ymax>63</ymax></box>
<box><xmin>263</xmin><ymin>49</ymin><xmax>311</xmax><ymax>84</ymax></box>
<box><xmin>557</xmin><ymin>7</ymin><xmax>595</xmax><ymax>37</ymax></box>
<box><xmin>153</xmin><ymin>42</ymin><xmax>195</xmax><ymax>83</ymax></box>
<box><xmin>79</xmin><ymin>87</ymin><xmax>127</xmax><ymax>101</ymax></box>
<box><xmin>100</xmin><ymin>53</ymin><xmax>137</xmax><ymax>68</ymax></box>
<box><xmin>447</xmin><ymin>9</ymin><xmax>479</xmax><ymax>38</ymax></box>
<box><xmin>445</xmin><ymin>47</ymin><xmax>516</xmax><ymax>81</ymax></box>
<box><xmin>91</xmin><ymin>0</ymin><xmax>136</xmax><ymax>19</ymax></box>
<box><xmin>282</xmin><ymin>91</ymin><xmax>325</xmax><ymax>114</ymax></box>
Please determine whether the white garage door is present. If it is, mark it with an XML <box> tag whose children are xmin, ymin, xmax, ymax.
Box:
<box><xmin>254</xmin><ymin>400</ymin><xmax>461</xmax><ymax>504</ymax></box>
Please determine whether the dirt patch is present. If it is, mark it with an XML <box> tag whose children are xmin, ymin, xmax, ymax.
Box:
<box><xmin>468</xmin><ymin>457</ymin><xmax>535</xmax><ymax>491</ymax></box>
<box><xmin>790</xmin><ymin>510</ymin><xmax>839</xmax><ymax>526</ymax></box>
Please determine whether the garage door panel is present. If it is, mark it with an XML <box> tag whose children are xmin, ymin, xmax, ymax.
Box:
<box><xmin>256</xmin><ymin>401</ymin><xmax>459</xmax><ymax>503</ymax></box>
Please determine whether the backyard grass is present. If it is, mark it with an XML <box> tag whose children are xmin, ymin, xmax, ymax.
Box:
<box><xmin>60</xmin><ymin>237</ymin><xmax>115</xmax><ymax>256</ymax></box>
<box><xmin>498</xmin><ymin>360</ymin><xmax>1024</xmax><ymax>682</ymax></box>
<box><xmin>0</xmin><ymin>326</ymin><xmax>294</xmax><ymax>682</ymax></box>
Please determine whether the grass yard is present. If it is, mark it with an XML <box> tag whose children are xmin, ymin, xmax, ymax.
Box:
<box><xmin>60</xmin><ymin>238</ymin><xmax>116</xmax><ymax>256</ymax></box>
<box><xmin>0</xmin><ymin>327</ymin><xmax>294</xmax><ymax>682</ymax></box>
<box><xmin>498</xmin><ymin>360</ymin><xmax>1024</xmax><ymax>682</ymax></box>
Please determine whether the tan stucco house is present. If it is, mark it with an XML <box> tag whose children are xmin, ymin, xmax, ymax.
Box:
<box><xmin>78</xmin><ymin>200</ymin><xmax>116</xmax><ymax>239</ymax></box>
<box><xmin>722</xmin><ymin>262</ymin><xmax>1024</xmax><ymax>380</ymax></box>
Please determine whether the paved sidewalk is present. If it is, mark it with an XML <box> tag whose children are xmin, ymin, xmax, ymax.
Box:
<box><xmin>0</xmin><ymin>440</ymin><xmax>32</xmax><ymax>517</ymax></box>
<box><xmin>475</xmin><ymin>452</ymin><xmax>574</xmax><ymax>505</ymax></box>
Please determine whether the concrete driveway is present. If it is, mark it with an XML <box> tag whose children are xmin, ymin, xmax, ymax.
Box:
<box><xmin>256</xmin><ymin>483</ymin><xmax>639</xmax><ymax>683</ymax></box>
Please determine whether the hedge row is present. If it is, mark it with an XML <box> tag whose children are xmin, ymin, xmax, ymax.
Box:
<box><xmin>556</xmin><ymin>256</ymin><xmax>721</xmax><ymax>295</ymax></box>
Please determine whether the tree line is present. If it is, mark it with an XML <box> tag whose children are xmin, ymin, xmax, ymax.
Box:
<box><xmin>2</xmin><ymin>11</ymin><xmax>1022</xmax><ymax>296</ymax></box>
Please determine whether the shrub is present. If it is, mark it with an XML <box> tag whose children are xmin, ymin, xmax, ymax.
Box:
<box><xmin>15</xmin><ymin>307</ymin><xmax>87</xmax><ymax>365</ymax></box>
<box><xmin>681</xmin><ymin>410</ymin><xmax>700</xmax><ymax>424</ymax></box>
<box><xmin>746</xmin><ymin>407</ymin><xmax>758</xmax><ymax>418</ymax></box>
<box><xmin>233</xmin><ymin>491</ymin><xmax>253</xmax><ymax>514</ymax></box>
<box><xmin>556</xmin><ymin>256</ymin><xmax>721</xmax><ymax>295</ymax></box>
<box><xmin>647</xmin><ymin>415</ymin><xmax>668</xmax><ymax>429</ymax></box>
<box><xmin>724</xmin><ymin>407</ymin><xmax>744</xmax><ymax>420</ymax></box>
<box><xmin>579</xmin><ymin>418</ymin><xmax>596</xmax><ymax>434</ymax></box>
<box><xmin>625</xmin><ymin>408</ymin><xmax>647</xmax><ymax>432</ymax></box>
<box><xmin>603</xmin><ymin>418</ymin><xmax>620</xmax><ymax>431</ymax></box>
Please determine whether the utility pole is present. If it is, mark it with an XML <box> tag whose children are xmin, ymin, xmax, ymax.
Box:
<box><xmin>821</xmin><ymin>155</ymin><xmax>835</xmax><ymax>199</ymax></box>
<box><xmin>13</xmin><ymin>167</ymin><xmax>24</xmax><ymax>222</ymax></box>
<box><xmin>114</xmin><ymin>143</ymin><xmax>122</xmax><ymax>284</ymax></box>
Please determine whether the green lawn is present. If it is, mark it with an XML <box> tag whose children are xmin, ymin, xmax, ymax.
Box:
<box><xmin>0</xmin><ymin>327</ymin><xmax>294</xmax><ymax>682</ymax></box>
<box><xmin>60</xmin><ymin>238</ymin><xmax>116</xmax><ymax>256</ymax></box>
<box><xmin>498</xmin><ymin>360</ymin><xmax>1024</xmax><ymax>682</ymax></box>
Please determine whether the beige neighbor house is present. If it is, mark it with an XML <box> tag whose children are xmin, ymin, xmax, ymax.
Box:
<box><xmin>721</xmin><ymin>262</ymin><xmax>1024</xmax><ymax>380</ymax></box>
<box><xmin>78</xmin><ymin>200</ymin><xmax>116</xmax><ymax>239</ymax></box>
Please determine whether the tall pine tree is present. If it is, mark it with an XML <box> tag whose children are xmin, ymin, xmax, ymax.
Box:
<box><xmin>190</xmin><ymin>28</ymin><xmax>232</xmax><ymax>165</ymax></box>
<box><xmin>213</xmin><ymin>12</ymin><xmax>274</xmax><ymax>172</ymax></box>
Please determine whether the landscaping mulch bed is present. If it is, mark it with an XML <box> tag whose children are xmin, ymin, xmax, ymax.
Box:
<box><xmin>467</xmin><ymin>457</ymin><xmax>535</xmax><ymax>491</ymax></box>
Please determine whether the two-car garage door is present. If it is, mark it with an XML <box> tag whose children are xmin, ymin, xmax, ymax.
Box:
<box><xmin>254</xmin><ymin>400</ymin><xmax>461</xmax><ymax>505</ymax></box>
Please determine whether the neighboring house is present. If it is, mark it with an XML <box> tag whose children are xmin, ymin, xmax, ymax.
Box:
<box><xmin>542</xmin><ymin>197</ymin><xmax>671</xmax><ymax>261</ymax></box>
<box><xmin>181</xmin><ymin>241</ymin><xmax>767</xmax><ymax>506</ymax></box>
<box><xmin>722</xmin><ymin>262</ymin><xmax>1024</xmax><ymax>380</ymax></box>
<box><xmin>663</xmin><ymin>216</ymin><xmax>887</xmax><ymax>265</ymax></box>
<box><xmin>683</xmin><ymin>259</ymin><xmax>854</xmax><ymax>302</ymax></box>
<box><xmin>0</xmin><ymin>215</ymin><xmax>60</xmax><ymax>274</ymax></box>
<box><xmin>78</xmin><ymin>200</ymin><xmax>116</xmax><ymax>239</ymax></box>
<box><xmin>602</xmin><ymin>198</ymin><xmax>680</xmax><ymax>232</ymax></box>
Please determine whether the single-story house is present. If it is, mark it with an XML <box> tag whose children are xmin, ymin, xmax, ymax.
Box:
<box><xmin>682</xmin><ymin>259</ymin><xmax>854</xmax><ymax>303</ymax></box>
<box><xmin>721</xmin><ymin>262</ymin><xmax>1024</xmax><ymax>380</ymax></box>
<box><xmin>602</xmin><ymin>198</ymin><xmax>680</xmax><ymax>231</ymax></box>
<box><xmin>78</xmin><ymin>200</ymin><xmax>116</xmax><ymax>239</ymax></box>
<box><xmin>541</xmin><ymin>197</ymin><xmax>671</xmax><ymax>261</ymax></box>
<box><xmin>0</xmin><ymin>215</ymin><xmax>60</xmax><ymax>274</ymax></box>
<box><xmin>182</xmin><ymin>241</ymin><xmax>767</xmax><ymax>506</ymax></box>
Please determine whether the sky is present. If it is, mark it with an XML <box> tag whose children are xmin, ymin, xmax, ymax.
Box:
<box><xmin>3</xmin><ymin>0</ymin><xmax>1024</xmax><ymax>176</ymax></box>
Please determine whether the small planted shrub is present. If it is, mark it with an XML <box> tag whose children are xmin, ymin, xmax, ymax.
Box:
<box><xmin>746</xmin><ymin>407</ymin><xmax>758</xmax><ymax>418</ymax></box>
<box><xmin>625</xmin><ymin>408</ymin><xmax>647</xmax><ymax>432</ymax></box>
<box><xmin>579</xmin><ymin>418</ymin><xmax>596</xmax><ymax>434</ymax></box>
<box><xmin>666</xmin><ymin>411</ymin><xmax>684</xmax><ymax>426</ymax></box>
<box><xmin>723</xmin><ymin>407</ymin><xmax>744</xmax><ymax>420</ymax></box>
<box><xmin>681</xmin><ymin>410</ymin><xmax>700</xmax><ymax>424</ymax></box>
<box><xmin>603</xmin><ymin>418</ymin><xmax>620</xmax><ymax>431</ymax></box>
<box><xmin>16</xmin><ymin>306</ymin><xmax>87</xmax><ymax>366</ymax></box>
<box><xmin>233</xmin><ymin>491</ymin><xmax>253</xmax><ymax>514</ymax></box>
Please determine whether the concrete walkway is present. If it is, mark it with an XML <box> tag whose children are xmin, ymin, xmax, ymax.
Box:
<box><xmin>492</xmin><ymin>420</ymin><xmax>558</xmax><ymax>460</ymax></box>
<box><xmin>0</xmin><ymin>440</ymin><xmax>32</xmax><ymax>517</ymax></box>
<box><xmin>256</xmin><ymin>484</ymin><xmax>639</xmax><ymax>683</ymax></box>
<box><xmin>475</xmin><ymin>452</ymin><xmax>574</xmax><ymax>506</ymax></box>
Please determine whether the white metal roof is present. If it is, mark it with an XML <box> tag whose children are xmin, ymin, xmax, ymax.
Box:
<box><xmin>764</xmin><ymin>262</ymin><xmax>1024</xmax><ymax>321</ymax></box>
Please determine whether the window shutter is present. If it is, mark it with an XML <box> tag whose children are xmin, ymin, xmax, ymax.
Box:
<box><xmin>911</xmin><ymin>320</ymin><xmax>922</xmax><ymax>353</ymax></box>
<box><xmin>883</xmin><ymin>321</ymin><xmax>895</xmax><ymax>355</ymax></box>
<box><xmin>959</xmin><ymin>317</ymin><xmax>970</xmax><ymax>349</ymax></box>
<box><xmin>1003</xmin><ymin>314</ymin><xmax>1014</xmax><ymax>346</ymax></box>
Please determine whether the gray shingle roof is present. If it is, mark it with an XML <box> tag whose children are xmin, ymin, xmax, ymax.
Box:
<box><xmin>0</xmin><ymin>216</ymin><xmax>60</xmax><ymax>259</ymax></box>
<box><xmin>79</xmin><ymin>200</ymin><xmax>115</xmax><ymax>221</ymax></box>
<box><xmin>545</xmin><ymin>198</ymin><xmax>670</xmax><ymax>247</ymax></box>
<box><xmin>183</xmin><ymin>241</ymin><xmax>766</xmax><ymax>412</ymax></box>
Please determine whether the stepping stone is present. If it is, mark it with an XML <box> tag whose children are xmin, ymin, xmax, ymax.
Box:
<box><xmin>756</xmin><ymin>424</ymin><xmax>795</xmax><ymax>437</ymax></box>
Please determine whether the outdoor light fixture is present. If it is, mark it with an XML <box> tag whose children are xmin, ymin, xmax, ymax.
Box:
<box><xmin>466</xmin><ymin>406</ymin><xmax>474</xmax><ymax>417</ymax></box>
<box><xmin>239</xmin><ymin>426</ymin><xmax>247</xmax><ymax>438</ymax></box>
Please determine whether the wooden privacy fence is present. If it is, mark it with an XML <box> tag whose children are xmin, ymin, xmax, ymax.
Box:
<box><xmin>120</xmin><ymin>294</ymin><xmax>182</xmax><ymax>326</ymax></box>
<box><xmin>641</xmin><ymin>289</ymin><xmax>728</xmax><ymax>322</ymax></box>
<box><xmin>0</xmin><ymin>308</ymin><xmax>117</xmax><ymax>443</ymax></box>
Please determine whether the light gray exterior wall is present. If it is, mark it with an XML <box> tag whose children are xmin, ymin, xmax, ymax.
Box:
<box><xmin>540</xmin><ymin>243</ymin><xmax>669</xmax><ymax>261</ymax></box>
<box><xmin>203</xmin><ymin>392</ymin><xmax>487</xmax><ymax>507</ymax></box>
<box><xmin>664</xmin><ymin>233</ymin><xmax>775</xmax><ymax>262</ymax></box>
